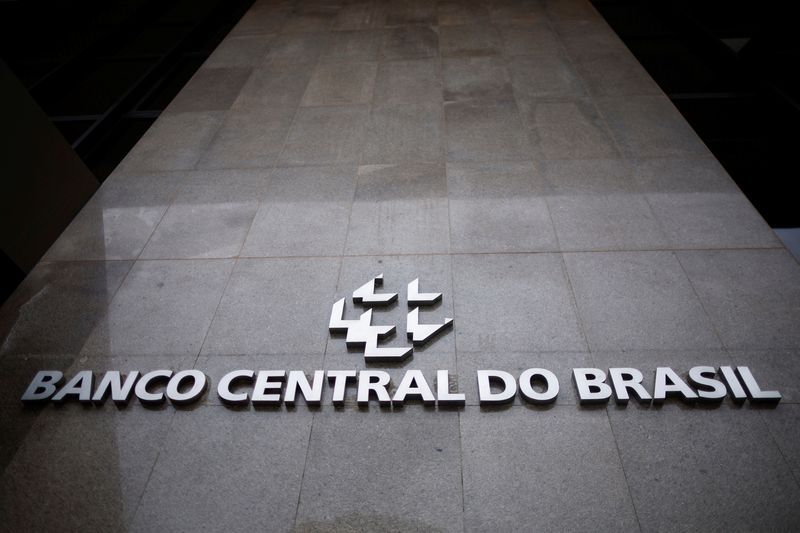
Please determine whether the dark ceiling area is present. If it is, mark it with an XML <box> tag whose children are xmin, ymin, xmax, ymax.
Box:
<box><xmin>592</xmin><ymin>0</ymin><xmax>800</xmax><ymax>228</ymax></box>
<box><xmin>0</xmin><ymin>0</ymin><xmax>254</xmax><ymax>182</ymax></box>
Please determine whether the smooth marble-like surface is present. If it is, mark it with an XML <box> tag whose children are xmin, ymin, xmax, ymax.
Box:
<box><xmin>2</xmin><ymin>1</ymin><xmax>798</xmax><ymax>531</ymax></box>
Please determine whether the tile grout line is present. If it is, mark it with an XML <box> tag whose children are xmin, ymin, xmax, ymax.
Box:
<box><xmin>672</xmin><ymin>250</ymin><xmax>727</xmax><ymax>350</ymax></box>
<box><xmin>604</xmin><ymin>408</ymin><xmax>645</xmax><ymax>533</ymax></box>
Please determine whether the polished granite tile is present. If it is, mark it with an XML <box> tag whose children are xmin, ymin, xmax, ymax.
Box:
<box><xmin>444</xmin><ymin>100</ymin><xmax>531</xmax><ymax>162</ymax></box>
<box><xmin>447</xmin><ymin>161</ymin><xmax>556</xmax><ymax>253</ymax></box>
<box><xmin>197</xmin><ymin>107</ymin><xmax>295</xmax><ymax>169</ymax></box>
<box><xmin>362</xmin><ymin>103</ymin><xmax>444</xmax><ymax>164</ymax></box>
<box><xmin>281</xmin><ymin>7</ymin><xmax>336</xmax><ymax>34</ymax></box>
<box><xmin>647</xmin><ymin>192</ymin><xmax>780</xmax><ymax>249</ymax></box>
<box><xmin>201</xmin><ymin>258</ymin><xmax>339</xmax><ymax>355</ymax></box>
<box><xmin>231</xmin><ymin>64</ymin><xmax>313</xmax><ymax>111</ymax></box>
<box><xmin>118</xmin><ymin>112</ymin><xmax>222</xmax><ymax>172</ymax></box>
<box><xmin>461</xmin><ymin>406</ymin><xmax>639</xmax><ymax>532</ymax></box>
<box><xmin>542</xmin><ymin>158</ymin><xmax>639</xmax><ymax>195</ymax></box>
<box><xmin>373</xmin><ymin>58</ymin><xmax>441</xmax><ymax>105</ymax></box>
<box><xmin>677</xmin><ymin>249</ymin><xmax>800</xmax><ymax>350</ymax></box>
<box><xmin>0</xmin><ymin>406</ymin><xmax>173</xmax><ymax>532</ymax></box>
<box><xmin>437</xmin><ymin>0</ymin><xmax>490</xmax><ymax>26</ymax></box>
<box><xmin>633</xmin><ymin>156</ymin><xmax>740</xmax><ymax>193</ymax></box>
<box><xmin>555</xmin><ymin>18</ymin><xmax>631</xmax><ymax>63</ymax></box>
<box><xmin>241</xmin><ymin>165</ymin><xmax>357</xmax><ymax>257</ymax></box>
<box><xmin>385</xmin><ymin>1</ymin><xmax>437</xmax><ymax>27</ymax></box>
<box><xmin>452</xmin><ymin>253</ymin><xmax>586</xmax><ymax>352</ymax></box>
<box><xmin>499</xmin><ymin>22</ymin><xmax>562</xmax><ymax>56</ymax></box>
<box><xmin>508</xmin><ymin>53</ymin><xmax>586</xmax><ymax>100</ymax></box>
<box><xmin>380</xmin><ymin>26</ymin><xmax>439</xmax><ymax>60</ymax></box>
<box><xmin>279</xmin><ymin>105</ymin><xmax>369</xmax><ymax>165</ymax></box>
<box><xmin>44</xmin><ymin>171</ymin><xmax>187</xmax><ymax>261</ymax></box>
<box><xmin>608</xmin><ymin>406</ymin><xmax>800</xmax><ymax>532</ymax></box>
<box><xmin>165</xmin><ymin>67</ymin><xmax>252</xmax><ymax>113</ymax></box>
<box><xmin>131</xmin><ymin>407</ymin><xmax>311</xmax><ymax>532</ymax></box>
<box><xmin>564</xmin><ymin>251</ymin><xmax>721</xmax><ymax>350</ymax></box>
<box><xmin>442</xmin><ymin>56</ymin><xmax>514</xmax><ymax>102</ymax></box>
<box><xmin>439</xmin><ymin>24</ymin><xmax>503</xmax><ymax>57</ymax></box>
<box><xmin>548</xmin><ymin>194</ymin><xmax>668</xmax><ymax>251</ymax></box>
<box><xmin>203</xmin><ymin>35</ymin><xmax>273</xmax><ymax>68</ymax></box>
<box><xmin>518</xmin><ymin>97</ymin><xmax>619</xmax><ymax>159</ymax></box>
<box><xmin>334</xmin><ymin>2</ymin><xmax>383</xmax><ymax>30</ymax></box>
<box><xmin>265</xmin><ymin>32</ymin><xmax>328</xmax><ymax>64</ymax></box>
<box><xmin>489</xmin><ymin>0</ymin><xmax>548</xmax><ymax>26</ymax></box>
<box><xmin>140</xmin><ymin>170</ymin><xmax>269</xmax><ymax>259</ymax></box>
<box><xmin>301</xmin><ymin>61</ymin><xmax>377</xmax><ymax>106</ymax></box>
<box><xmin>761</xmin><ymin>406</ymin><xmax>800</xmax><ymax>477</ymax></box>
<box><xmin>320</xmin><ymin>29</ymin><xmax>381</xmax><ymax>61</ymax></box>
<box><xmin>0</xmin><ymin>261</ymin><xmax>131</xmax><ymax>356</ymax></box>
<box><xmin>295</xmin><ymin>409</ymin><xmax>463</xmax><ymax>532</ymax></box>
<box><xmin>345</xmin><ymin>164</ymin><xmax>450</xmax><ymax>254</ymax></box>
<box><xmin>597</xmin><ymin>96</ymin><xmax>709</xmax><ymax>158</ymax></box>
<box><xmin>81</xmin><ymin>259</ymin><xmax>234</xmax><ymax>356</ymax></box>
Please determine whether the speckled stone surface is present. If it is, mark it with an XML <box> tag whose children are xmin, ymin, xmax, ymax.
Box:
<box><xmin>1</xmin><ymin>1</ymin><xmax>799</xmax><ymax>531</ymax></box>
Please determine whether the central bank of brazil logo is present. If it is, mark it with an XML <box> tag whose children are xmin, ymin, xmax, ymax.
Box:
<box><xmin>328</xmin><ymin>274</ymin><xmax>453</xmax><ymax>362</ymax></box>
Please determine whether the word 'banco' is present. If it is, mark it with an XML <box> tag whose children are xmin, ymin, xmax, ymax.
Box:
<box><xmin>21</xmin><ymin>366</ymin><xmax>780</xmax><ymax>408</ymax></box>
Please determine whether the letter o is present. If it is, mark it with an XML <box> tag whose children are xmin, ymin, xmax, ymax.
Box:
<box><xmin>519</xmin><ymin>368</ymin><xmax>559</xmax><ymax>404</ymax></box>
<box><xmin>166</xmin><ymin>370</ymin><xmax>207</xmax><ymax>405</ymax></box>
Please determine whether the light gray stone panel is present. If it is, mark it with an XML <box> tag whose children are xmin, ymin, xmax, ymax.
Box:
<box><xmin>320</xmin><ymin>30</ymin><xmax>382</xmax><ymax>61</ymax></box>
<box><xmin>334</xmin><ymin>2</ymin><xmax>384</xmax><ymax>31</ymax></box>
<box><xmin>442</xmin><ymin>56</ymin><xmax>514</xmax><ymax>102</ymax></box>
<box><xmin>508</xmin><ymin>54</ymin><xmax>586</xmax><ymax>100</ymax></box>
<box><xmin>118</xmin><ymin>111</ymin><xmax>222</xmax><ymax>172</ymax></box>
<box><xmin>242</xmin><ymin>164</ymin><xmax>357</xmax><ymax>258</ymax></box>
<box><xmin>301</xmin><ymin>61</ymin><xmax>378</xmax><ymax>107</ymax></box>
<box><xmin>281</xmin><ymin>7</ymin><xmax>336</xmax><ymax>34</ymax></box>
<box><xmin>373</xmin><ymin>59</ymin><xmax>442</xmax><ymax>105</ymax></box>
<box><xmin>444</xmin><ymin>100</ymin><xmax>531</xmax><ymax>162</ymax></box>
<box><xmin>542</xmin><ymin>158</ymin><xmax>639</xmax><ymax>195</ymax></box>
<box><xmin>165</xmin><ymin>67</ymin><xmax>252</xmax><ymax>113</ymax></box>
<box><xmin>597</xmin><ymin>96</ymin><xmax>709</xmax><ymax>158</ymax></box>
<box><xmin>608</xmin><ymin>406</ymin><xmax>800</xmax><ymax>532</ymax></box>
<box><xmin>633</xmin><ymin>156</ymin><xmax>740</xmax><ymax>193</ymax></box>
<box><xmin>499</xmin><ymin>22</ymin><xmax>562</xmax><ymax>56</ymax></box>
<box><xmin>295</xmin><ymin>409</ymin><xmax>463</xmax><ymax>532</ymax></box>
<box><xmin>548</xmin><ymin>194</ymin><xmax>668</xmax><ymax>251</ymax></box>
<box><xmin>380</xmin><ymin>26</ymin><xmax>439</xmax><ymax>60</ymax></box>
<box><xmin>677</xmin><ymin>249</ymin><xmax>800</xmax><ymax>350</ymax></box>
<box><xmin>575</xmin><ymin>54</ymin><xmax>662</xmax><ymax>97</ymax></box>
<box><xmin>266</xmin><ymin>32</ymin><xmax>328</xmax><ymax>64</ymax></box>
<box><xmin>1</xmin><ymin>261</ymin><xmax>132</xmax><ymax>356</ymax></box>
<box><xmin>44</xmin><ymin>171</ymin><xmax>187</xmax><ymax>261</ymax></box>
<box><xmin>197</xmin><ymin>107</ymin><xmax>295</xmax><ymax>170</ymax></box>
<box><xmin>229</xmin><ymin>3</ymin><xmax>289</xmax><ymax>36</ymax></box>
<box><xmin>439</xmin><ymin>24</ymin><xmax>503</xmax><ymax>57</ymax></box>
<box><xmin>0</xmin><ymin>407</ymin><xmax>172</xmax><ymax>532</ymax></box>
<box><xmin>647</xmin><ymin>192</ymin><xmax>780</xmax><ymax>249</ymax></box>
<box><xmin>489</xmin><ymin>0</ymin><xmax>548</xmax><ymax>26</ymax></box>
<box><xmin>452</xmin><ymin>253</ymin><xmax>586</xmax><ymax>352</ymax></box>
<box><xmin>385</xmin><ymin>1</ymin><xmax>438</xmax><ymax>27</ymax></box>
<box><xmin>141</xmin><ymin>169</ymin><xmax>269</xmax><ymax>259</ymax></box>
<box><xmin>346</xmin><ymin>164</ymin><xmax>450</xmax><ymax>255</ymax></box>
<box><xmin>279</xmin><ymin>106</ymin><xmax>369</xmax><ymax>166</ymax></box>
<box><xmin>565</xmin><ymin>251</ymin><xmax>721</xmax><ymax>350</ymax></box>
<box><xmin>362</xmin><ymin>103</ymin><xmax>444</xmax><ymax>164</ymax></box>
<box><xmin>437</xmin><ymin>1</ymin><xmax>490</xmax><ymax>26</ymax></box>
<box><xmin>518</xmin><ymin>97</ymin><xmax>619</xmax><ymax>160</ymax></box>
<box><xmin>132</xmin><ymin>407</ymin><xmax>311</xmax><ymax>532</ymax></box>
<box><xmin>81</xmin><ymin>259</ymin><xmax>234</xmax><ymax>356</ymax></box>
<box><xmin>762</xmin><ymin>405</ymin><xmax>800</xmax><ymax>479</ymax></box>
<box><xmin>461</xmin><ymin>406</ymin><xmax>639</xmax><ymax>532</ymax></box>
<box><xmin>201</xmin><ymin>257</ymin><xmax>340</xmax><ymax>355</ymax></box>
<box><xmin>232</xmin><ymin>64</ymin><xmax>313</xmax><ymax>111</ymax></box>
